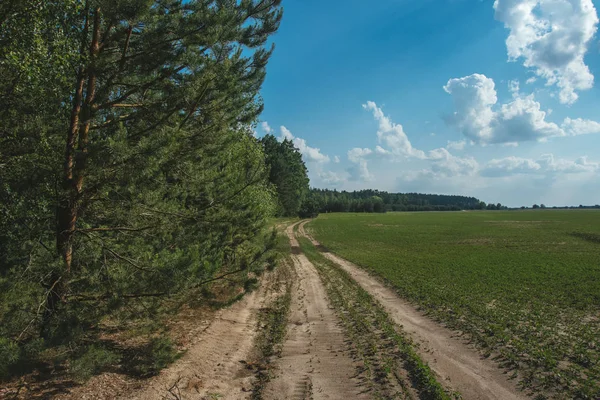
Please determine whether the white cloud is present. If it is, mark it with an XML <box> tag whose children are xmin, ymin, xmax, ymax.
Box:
<box><xmin>539</xmin><ymin>153</ymin><xmax>599</xmax><ymax>173</ymax></box>
<box><xmin>362</xmin><ymin>101</ymin><xmax>426</xmax><ymax>159</ymax></box>
<box><xmin>508</xmin><ymin>79</ymin><xmax>520</xmax><ymax>96</ymax></box>
<box><xmin>562</xmin><ymin>117</ymin><xmax>600</xmax><ymax>135</ymax></box>
<box><xmin>482</xmin><ymin>156</ymin><xmax>542</xmax><ymax>176</ymax></box>
<box><xmin>347</xmin><ymin>159</ymin><xmax>372</xmax><ymax>182</ymax></box>
<box><xmin>446</xmin><ymin>140</ymin><xmax>467</xmax><ymax>150</ymax></box>
<box><xmin>444</xmin><ymin>73</ymin><xmax>563</xmax><ymax>144</ymax></box>
<box><xmin>494</xmin><ymin>0</ymin><xmax>599</xmax><ymax>104</ymax></box>
<box><xmin>347</xmin><ymin>147</ymin><xmax>373</xmax><ymax>163</ymax></box>
<box><xmin>525</xmin><ymin>77</ymin><xmax>537</xmax><ymax>84</ymax></box>
<box><xmin>318</xmin><ymin>171</ymin><xmax>344</xmax><ymax>185</ymax></box>
<box><xmin>261</xmin><ymin>121</ymin><xmax>272</xmax><ymax>135</ymax></box>
<box><xmin>347</xmin><ymin>147</ymin><xmax>373</xmax><ymax>181</ymax></box>
<box><xmin>294</xmin><ymin>137</ymin><xmax>330</xmax><ymax>163</ymax></box>
<box><xmin>357</xmin><ymin>101</ymin><xmax>479</xmax><ymax>181</ymax></box>
<box><xmin>482</xmin><ymin>154</ymin><xmax>599</xmax><ymax>176</ymax></box>
<box><xmin>278</xmin><ymin>125</ymin><xmax>330</xmax><ymax>163</ymax></box>
<box><xmin>427</xmin><ymin>148</ymin><xmax>479</xmax><ymax>177</ymax></box>
<box><xmin>334</xmin><ymin>155</ymin><xmax>340</xmax><ymax>163</ymax></box>
<box><xmin>375</xmin><ymin>145</ymin><xmax>390</xmax><ymax>155</ymax></box>
<box><xmin>280</xmin><ymin>126</ymin><xmax>294</xmax><ymax>141</ymax></box>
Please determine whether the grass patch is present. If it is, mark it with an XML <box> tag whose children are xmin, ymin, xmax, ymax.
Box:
<box><xmin>308</xmin><ymin>211</ymin><xmax>600</xmax><ymax>398</ymax></box>
<box><xmin>250</xmin><ymin>262</ymin><xmax>293</xmax><ymax>399</ymax></box>
<box><xmin>570</xmin><ymin>231</ymin><xmax>600</xmax><ymax>245</ymax></box>
<box><xmin>298</xmin><ymin>236</ymin><xmax>455</xmax><ymax>399</ymax></box>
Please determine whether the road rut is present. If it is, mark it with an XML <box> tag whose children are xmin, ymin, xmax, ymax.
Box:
<box><xmin>262</xmin><ymin>222</ymin><xmax>369</xmax><ymax>400</ymax></box>
<box><xmin>124</xmin><ymin>269</ymin><xmax>284</xmax><ymax>400</ymax></box>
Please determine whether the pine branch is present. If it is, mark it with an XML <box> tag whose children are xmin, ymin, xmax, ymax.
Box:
<box><xmin>76</xmin><ymin>226</ymin><xmax>155</xmax><ymax>233</ymax></box>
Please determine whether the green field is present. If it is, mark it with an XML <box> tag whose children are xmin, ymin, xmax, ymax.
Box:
<box><xmin>308</xmin><ymin>210</ymin><xmax>600</xmax><ymax>398</ymax></box>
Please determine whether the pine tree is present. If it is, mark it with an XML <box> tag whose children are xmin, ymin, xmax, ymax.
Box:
<box><xmin>1</xmin><ymin>0</ymin><xmax>282</xmax><ymax>376</ymax></box>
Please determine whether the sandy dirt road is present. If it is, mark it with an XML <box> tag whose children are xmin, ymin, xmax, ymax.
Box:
<box><xmin>262</xmin><ymin>222</ymin><xmax>369</xmax><ymax>400</ymax></box>
<box><xmin>299</xmin><ymin>221</ymin><xmax>527</xmax><ymax>400</ymax></box>
<box><xmin>121</xmin><ymin>268</ymin><xmax>285</xmax><ymax>400</ymax></box>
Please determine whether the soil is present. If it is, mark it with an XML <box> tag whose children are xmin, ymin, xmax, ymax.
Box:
<box><xmin>261</xmin><ymin>222</ymin><xmax>369</xmax><ymax>400</ymax></box>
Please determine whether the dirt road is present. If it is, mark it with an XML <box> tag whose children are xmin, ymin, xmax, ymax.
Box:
<box><xmin>261</xmin><ymin>222</ymin><xmax>369</xmax><ymax>400</ymax></box>
<box><xmin>52</xmin><ymin>220</ymin><xmax>529</xmax><ymax>399</ymax></box>
<box><xmin>298</xmin><ymin>221</ymin><xmax>526</xmax><ymax>400</ymax></box>
<box><xmin>123</xmin><ymin>267</ymin><xmax>283</xmax><ymax>400</ymax></box>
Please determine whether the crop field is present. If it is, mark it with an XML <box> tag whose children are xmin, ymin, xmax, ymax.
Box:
<box><xmin>307</xmin><ymin>210</ymin><xmax>600</xmax><ymax>398</ymax></box>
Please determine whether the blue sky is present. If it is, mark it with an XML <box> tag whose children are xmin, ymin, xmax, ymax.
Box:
<box><xmin>257</xmin><ymin>0</ymin><xmax>600</xmax><ymax>207</ymax></box>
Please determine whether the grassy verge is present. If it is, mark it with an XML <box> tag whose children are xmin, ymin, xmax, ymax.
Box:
<box><xmin>298</xmin><ymin>236</ymin><xmax>457</xmax><ymax>400</ymax></box>
<box><xmin>249</xmin><ymin>260</ymin><xmax>293</xmax><ymax>399</ymax></box>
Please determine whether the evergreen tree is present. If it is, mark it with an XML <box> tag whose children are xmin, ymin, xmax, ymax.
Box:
<box><xmin>0</xmin><ymin>0</ymin><xmax>282</xmax><ymax>376</ymax></box>
<box><xmin>260</xmin><ymin>134</ymin><xmax>309</xmax><ymax>216</ymax></box>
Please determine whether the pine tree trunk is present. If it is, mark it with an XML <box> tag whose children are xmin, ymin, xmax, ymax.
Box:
<box><xmin>75</xmin><ymin>8</ymin><xmax>100</xmax><ymax>193</ymax></box>
<box><xmin>46</xmin><ymin>7</ymin><xmax>100</xmax><ymax>335</ymax></box>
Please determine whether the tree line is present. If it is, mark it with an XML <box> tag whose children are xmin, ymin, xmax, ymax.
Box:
<box><xmin>307</xmin><ymin>189</ymin><xmax>506</xmax><ymax>213</ymax></box>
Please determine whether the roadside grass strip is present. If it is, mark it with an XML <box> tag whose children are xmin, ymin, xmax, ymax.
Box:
<box><xmin>250</xmin><ymin>260</ymin><xmax>293</xmax><ymax>399</ymax></box>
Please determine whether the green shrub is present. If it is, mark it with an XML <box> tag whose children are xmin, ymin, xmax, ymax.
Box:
<box><xmin>0</xmin><ymin>337</ymin><xmax>20</xmax><ymax>380</ymax></box>
<box><xmin>70</xmin><ymin>345</ymin><xmax>119</xmax><ymax>381</ymax></box>
<box><xmin>147</xmin><ymin>336</ymin><xmax>178</xmax><ymax>374</ymax></box>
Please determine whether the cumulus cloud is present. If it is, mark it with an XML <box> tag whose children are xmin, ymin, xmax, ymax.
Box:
<box><xmin>347</xmin><ymin>147</ymin><xmax>373</xmax><ymax>163</ymax></box>
<box><xmin>318</xmin><ymin>171</ymin><xmax>344</xmax><ymax>185</ymax></box>
<box><xmin>346</xmin><ymin>147</ymin><xmax>373</xmax><ymax>181</ymax></box>
<box><xmin>562</xmin><ymin>117</ymin><xmax>600</xmax><ymax>136</ymax></box>
<box><xmin>362</xmin><ymin>101</ymin><xmax>426</xmax><ymax>159</ymax></box>
<box><xmin>334</xmin><ymin>155</ymin><xmax>340</xmax><ymax>163</ymax></box>
<box><xmin>278</xmin><ymin>125</ymin><xmax>330</xmax><ymax>163</ymax></box>
<box><xmin>482</xmin><ymin>156</ymin><xmax>542</xmax><ymax>176</ymax></box>
<box><xmin>482</xmin><ymin>154</ymin><xmax>599</xmax><ymax>176</ymax></box>
<box><xmin>446</xmin><ymin>140</ymin><xmax>467</xmax><ymax>150</ymax></box>
<box><xmin>427</xmin><ymin>148</ymin><xmax>479</xmax><ymax>177</ymax></box>
<box><xmin>375</xmin><ymin>145</ymin><xmax>390</xmax><ymax>155</ymax></box>
<box><xmin>261</xmin><ymin>121</ymin><xmax>272</xmax><ymax>135</ymax></box>
<box><xmin>347</xmin><ymin>160</ymin><xmax>372</xmax><ymax>182</ymax></box>
<box><xmin>279</xmin><ymin>126</ymin><xmax>294</xmax><ymax>141</ymax></box>
<box><xmin>508</xmin><ymin>79</ymin><xmax>520</xmax><ymax>96</ymax></box>
<box><xmin>539</xmin><ymin>153</ymin><xmax>600</xmax><ymax>173</ymax></box>
<box><xmin>444</xmin><ymin>73</ymin><xmax>563</xmax><ymax>143</ymax></box>
<box><xmin>356</xmin><ymin>101</ymin><xmax>480</xmax><ymax>181</ymax></box>
<box><xmin>494</xmin><ymin>0</ymin><xmax>599</xmax><ymax>104</ymax></box>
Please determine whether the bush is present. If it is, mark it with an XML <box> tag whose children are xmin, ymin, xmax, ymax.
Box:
<box><xmin>70</xmin><ymin>345</ymin><xmax>119</xmax><ymax>381</ymax></box>
<box><xmin>144</xmin><ymin>336</ymin><xmax>179</xmax><ymax>375</ymax></box>
<box><xmin>0</xmin><ymin>337</ymin><xmax>20</xmax><ymax>380</ymax></box>
<box><xmin>298</xmin><ymin>199</ymin><xmax>319</xmax><ymax>218</ymax></box>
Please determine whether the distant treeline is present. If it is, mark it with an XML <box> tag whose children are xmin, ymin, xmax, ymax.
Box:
<box><xmin>521</xmin><ymin>204</ymin><xmax>600</xmax><ymax>210</ymax></box>
<box><xmin>308</xmin><ymin>189</ymin><xmax>506</xmax><ymax>213</ymax></box>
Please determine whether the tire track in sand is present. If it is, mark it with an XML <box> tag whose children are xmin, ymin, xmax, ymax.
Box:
<box><xmin>262</xmin><ymin>222</ymin><xmax>369</xmax><ymax>400</ymax></box>
<box><xmin>125</xmin><ymin>268</ymin><xmax>284</xmax><ymax>400</ymax></box>
<box><xmin>299</xmin><ymin>221</ymin><xmax>527</xmax><ymax>400</ymax></box>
